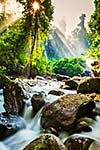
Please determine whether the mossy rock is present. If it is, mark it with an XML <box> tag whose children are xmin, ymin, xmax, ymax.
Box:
<box><xmin>41</xmin><ymin>94</ymin><xmax>95</xmax><ymax>132</ymax></box>
<box><xmin>64</xmin><ymin>134</ymin><xmax>94</xmax><ymax>150</ymax></box>
<box><xmin>3</xmin><ymin>77</ymin><xmax>24</xmax><ymax>115</ymax></box>
<box><xmin>23</xmin><ymin>134</ymin><xmax>68</xmax><ymax>150</ymax></box>
<box><xmin>77</xmin><ymin>77</ymin><xmax>100</xmax><ymax>94</ymax></box>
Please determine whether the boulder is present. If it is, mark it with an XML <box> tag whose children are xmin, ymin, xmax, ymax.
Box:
<box><xmin>3</xmin><ymin>77</ymin><xmax>24</xmax><ymax>115</ymax></box>
<box><xmin>69</xmin><ymin>120</ymin><xmax>92</xmax><ymax>134</ymax></box>
<box><xmin>65</xmin><ymin>79</ymin><xmax>78</xmax><ymax>90</ymax></box>
<box><xmin>0</xmin><ymin>113</ymin><xmax>26</xmax><ymax>140</ymax></box>
<box><xmin>65</xmin><ymin>76</ymin><xmax>87</xmax><ymax>90</ymax></box>
<box><xmin>64</xmin><ymin>134</ymin><xmax>94</xmax><ymax>150</ymax></box>
<box><xmin>77</xmin><ymin>77</ymin><xmax>100</xmax><ymax>94</ymax></box>
<box><xmin>31</xmin><ymin>91</ymin><xmax>46</xmax><ymax>115</ymax></box>
<box><xmin>48</xmin><ymin>90</ymin><xmax>65</xmax><ymax>96</ymax></box>
<box><xmin>41</xmin><ymin>94</ymin><xmax>95</xmax><ymax>132</ymax></box>
<box><xmin>23</xmin><ymin>134</ymin><xmax>68</xmax><ymax>150</ymax></box>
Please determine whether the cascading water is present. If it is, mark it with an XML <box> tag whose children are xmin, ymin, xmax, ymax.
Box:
<box><xmin>0</xmin><ymin>80</ymin><xmax>100</xmax><ymax>150</ymax></box>
<box><xmin>0</xmin><ymin>89</ymin><xmax>5</xmax><ymax>113</ymax></box>
<box><xmin>82</xmin><ymin>116</ymin><xmax>100</xmax><ymax>150</ymax></box>
<box><xmin>3</xmin><ymin>108</ymin><xmax>43</xmax><ymax>150</ymax></box>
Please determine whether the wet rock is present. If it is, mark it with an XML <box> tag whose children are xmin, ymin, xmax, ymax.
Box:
<box><xmin>44</xmin><ymin>127</ymin><xmax>59</xmax><ymax>136</ymax></box>
<box><xmin>65</xmin><ymin>76</ymin><xmax>89</xmax><ymax>90</ymax></box>
<box><xmin>0</xmin><ymin>113</ymin><xmax>26</xmax><ymax>140</ymax></box>
<box><xmin>85</xmin><ymin>93</ymin><xmax>100</xmax><ymax>116</ymax></box>
<box><xmin>48</xmin><ymin>90</ymin><xmax>65</xmax><ymax>96</ymax></box>
<box><xmin>76</xmin><ymin>100</ymin><xmax>95</xmax><ymax>119</ymax></box>
<box><xmin>3</xmin><ymin>78</ymin><xmax>25</xmax><ymax>115</ymax></box>
<box><xmin>31</xmin><ymin>91</ymin><xmax>46</xmax><ymax>115</ymax></box>
<box><xmin>41</xmin><ymin>94</ymin><xmax>95</xmax><ymax>132</ymax></box>
<box><xmin>64</xmin><ymin>134</ymin><xmax>94</xmax><ymax>150</ymax></box>
<box><xmin>65</xmin><ymin>79</ymin><xmax>78</xmax><ymax>90</ymax></box>
<box><xmin>34</xmin><ymin>76</ymin><xmax>45</xmax><ymax>81</ymax></box>
<box><xmin>44</xmin><ymin>75</ymin><xmax>52</xmax><ymax>80</ymax></box>
<box><xmin>23</xmin><ymin>134</ymin><xmax>68</xmax><ymax>150</ymax></box>
<box><xmin>56</xmin><ymin>74</ymin><xmax>70</xmax><ymax>81</ymax></box>
<box><xmin>69</xmin><ymin>120</ymin><xmax>92</xmax><ymax>134</ymax></box>
<box><xmin>16</xmin><ymin>78</ymin><xmax>32</xmax><ymax>93</ymax></box>
<box><xmin>60</xmin><ymin>85</ymin><xmax>71</xmax><ymax>90</ymax></box>
<box><xmin>77</xmin><ymin>77</ymin><xmax>100</xmax><ymax>94</ymax></box>
<box><xmin>81</xmin><ymin>70</ymin><xmax>94</xmax><ymax>77</ymax></box>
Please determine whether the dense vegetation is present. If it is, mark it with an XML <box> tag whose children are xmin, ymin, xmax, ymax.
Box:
<box><xmin>86</xmin><ymin>0</ymin><xmax>100</xmax><ymax>60</ymax></box>
<box><xmin>0</xmin><ymin>0</ymin><xmax>54</xmax><ymax>77</ymax></box>
<box><xmin>0</xmin><ymin>19</ymin><xmax>29</xmax><ymax>76</ymax></box>
<box><xmin>48</xmin><ymin>57</ymin><xmax>86</xmax><ymax>77</ymax></box>
<box><xmin>0</xmin><ymin>0</ymin><xmax>99</xmax><ymax>78</ymax></box>
<box><xmin>17</xmin><ymin>0</ymin><xmax>54</xmax><ymax>78</ymax></box>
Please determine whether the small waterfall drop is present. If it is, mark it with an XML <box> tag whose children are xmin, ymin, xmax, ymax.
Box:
<box><xmin>3</xmin><ymin>107</ymin><xmax>43</xmax><ymax>150</ymax></box>
<box><xmin>82</xmin><ymin>116</ymin><xmax>100</xmax><ymax>141</ymax></box>
<box><xmin>0</xmin><ymin>89</ymin><xmax>5</xmax><ymax>113</ymax></box>
<box><xmin>23</xmin><ymin>105</ymin><xmax>33</xmax><ymax>123</ymax></box>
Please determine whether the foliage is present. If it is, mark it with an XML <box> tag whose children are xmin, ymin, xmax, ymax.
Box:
<box><xmin>49</xmin><ymin>57</ymin><xmax>86</xmax><ymax>77</ymax></box>
<box><xmin>0</xmin><ymin>18</ymin><xmax>29</xmax><ymax>76</ymax></box>
<box><xmin>88</xmin><ymin>0</ymin><xmax>100</xmax><ymax>35</ymax></box>
<box><xmin>86</xmin><ymin>0</ymin><xmax>100</xmax><ymax>60</ymax></box>
<box><xmin>0</xmin><ymin>66</ymin><xmax>6</xmax><ymax>75</ymax></box>
<box><xmin>17</xmin><ymin>0</ymin><xmax>54</xmax><ymax>77</ymax></box>
<box><xmin>32</xmin><ymin>32</ymin><xmax>48</xmax><ymax>75</ymax></box>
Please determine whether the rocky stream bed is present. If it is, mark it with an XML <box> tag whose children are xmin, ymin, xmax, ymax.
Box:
<box><xmin>0</xmin><ymin>74</ymin><xmax>100</xmax><ymax>149</ymax></box>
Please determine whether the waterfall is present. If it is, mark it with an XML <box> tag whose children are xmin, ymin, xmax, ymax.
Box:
<box><xmin>23</xmin><ymin>105</ymin><xmax>33</xmax><ymax>123</ymax></box>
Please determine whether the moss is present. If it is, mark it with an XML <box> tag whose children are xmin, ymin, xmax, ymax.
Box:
<box><xmin>24</xmin><ymin>134</ymin><xmax>67</xmax><ymax>150</ymax></box>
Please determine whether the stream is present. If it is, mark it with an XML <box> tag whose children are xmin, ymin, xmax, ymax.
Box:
<box><xmin>0</xmin><ymin>79</ymin><xmax>100</xmax><ymax>150</ymax></box>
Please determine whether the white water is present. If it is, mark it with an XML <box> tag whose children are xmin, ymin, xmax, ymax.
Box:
<box><xmin>0</xmin><ymin>89</ymin><xmax>5</xmax><ymax>113</ymax></box>
<box><xmin>0</xmin><ymin>80</ymin><xmax>100</xmax><ymax>150</ymax></box>
<box><xmin>3</xmin><ymin>109</ymin><xmax>43</xmax><ymax>150</ymax></box>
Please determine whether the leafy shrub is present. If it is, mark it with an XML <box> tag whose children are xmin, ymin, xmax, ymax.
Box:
<box><xmin>51</xmin><ymin>57</ymin><xmax>86</xmax><ymax>77</ymax></box>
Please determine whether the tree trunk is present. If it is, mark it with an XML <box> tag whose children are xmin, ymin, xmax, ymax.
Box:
<box><xmin>27</xmin><ymin>14</ymin><xmax>38</xmax><ymax>78</ymax></box>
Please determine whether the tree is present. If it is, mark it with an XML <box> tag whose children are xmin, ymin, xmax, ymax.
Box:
<box><xmin>0</xmin><ymin>19</ymin><xmax>29</xmax><ymax>76</ymax></box>
<box><xmin>17</xmin><ymin>0</ymin><xmax>54</xmax><ymax>78</ymax></box>
<box><xmin>89</xmin><ymin>0</ymin><xmax>100</xmax><ymax>35</ymax></box>
<box><xmin>86</xmin><ymin>0</ymin><xmax>100</xmax><ymax>60</ymax></box>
